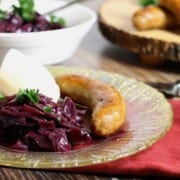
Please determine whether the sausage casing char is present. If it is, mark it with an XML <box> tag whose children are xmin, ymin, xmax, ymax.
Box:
<box><xmin>132</xmin><ymin>5</ymin><xmax>177</xmax><ymax>30</ymax></box>
<box><xmin>55</xmin><ymin>74</ymin><xmax>126</xmax><ymax>137</ymax></box>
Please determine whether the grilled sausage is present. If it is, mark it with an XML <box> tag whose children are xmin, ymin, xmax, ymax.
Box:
<box><xmin>159</xmin><ymin>0</ymin><xmax>180</xmax><ymax>24</ymax></box>
<box><xmin>132</xmin><ymin>5</ymin><xmax>176</xmax><ymax>30</ymax></box>
<box><xmin>55</xmin><ymin>74</ymin><xmax>126</xmax><ymax>137</ymax></box>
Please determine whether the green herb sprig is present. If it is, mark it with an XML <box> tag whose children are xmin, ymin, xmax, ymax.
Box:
<box><xmin>0</xmin><ymin>9</ymin><xmax>6</xmax><ymax>20</ymax></box>
<box><xmin>43</xmin><ymin>106</ymin><xmax>52</xmax><ymax>113</ymax></box>
<box><xmin>12</xmin><ymin>0</ymin><xmax>35</xmax><ymax>22</ymax></box>
<box><xmin>16</xmin><ymin>89</ymin><xmax>39</xmax><ymax>104</ymax></box>
<box><xmin>0</xmin><ymin>92</ymin><xmax>6</xmax><ymax>103</ymax></box>
<box><xmin>50</xmin><ymin>15</ymin><xmax>66</xmax><ymax>26</ymax></box>
<box><xmin>139</xmin><ymin>0</ymin><xmax>159</xmax><ymax>6</ymax></box>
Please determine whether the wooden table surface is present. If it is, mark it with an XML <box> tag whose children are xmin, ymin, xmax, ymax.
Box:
<box><xmin>0</xmin><ymin>1</ymin><xmax>179</xmax><ymax>180</ymax></box>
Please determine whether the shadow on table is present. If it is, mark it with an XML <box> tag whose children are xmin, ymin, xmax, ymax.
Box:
<box><xmin>101</xmin><ymin>45</ymin><xmax>180</xmax><ymax>74</ymax></box>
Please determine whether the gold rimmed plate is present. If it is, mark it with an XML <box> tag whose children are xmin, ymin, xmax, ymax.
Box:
<box><xmin>0</xmin><ymin>66</ymin><xmax>173</xmax><ymax>169</ymax></box>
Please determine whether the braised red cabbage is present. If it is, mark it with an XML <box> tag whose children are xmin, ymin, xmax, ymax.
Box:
<box><xmin>0</xmin><ymin>94</ymin><xmax>92</xmax><ymax>152</ymax></box>
<box><xmin>0</xmin><ymin>12</ymin><xmax>65</xmax><ymax>33</ymax></box>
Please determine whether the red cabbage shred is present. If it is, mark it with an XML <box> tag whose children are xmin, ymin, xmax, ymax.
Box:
<box><xmin>0</xmin><ymin>12</ymin><xmax>64</xmax><ymax>33</ymax></box>
<box><xmin>0</xmin><ymin>94</ymin><xmax>92</xmax><ymax>152</ymax></box>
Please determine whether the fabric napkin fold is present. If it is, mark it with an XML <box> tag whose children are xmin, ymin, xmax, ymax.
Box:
<box><xmin>64</xmin><ymin>100</ymin><xmax>180</xmax><ymax>178</ymax></box>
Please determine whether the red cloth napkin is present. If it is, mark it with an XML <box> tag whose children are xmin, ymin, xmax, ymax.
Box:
<box><xmin>65</xmin><ymin>100</ymin><xmax>180</xmax><ymax>177</ymax></box>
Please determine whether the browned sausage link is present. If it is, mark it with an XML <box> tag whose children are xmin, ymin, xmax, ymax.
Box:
<box><xmin>132</xmin><ymin>5</ymin><xmax>177</xmax><ymax>30</ymax></box>
<box><xmin>159</xmin><ymin>0</ymin><xmax>180</xmax><ymax>24</ymax></box>
<box><xmin>55</xmin><ymin>74</ymin><xmax>126</xmax><ymax>137</ymax></box>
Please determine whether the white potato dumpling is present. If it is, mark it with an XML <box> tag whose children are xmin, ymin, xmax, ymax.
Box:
<box><xmin>0</xmin><ymin>49</ymin><xmax>60</xmax><ymax>102</ymax></box>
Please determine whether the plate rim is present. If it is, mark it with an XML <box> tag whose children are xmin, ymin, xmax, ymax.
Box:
<box><xmin>0</xmin><ymin>66</ymin><xmax>173</xmax><ymax>169</ymax></box>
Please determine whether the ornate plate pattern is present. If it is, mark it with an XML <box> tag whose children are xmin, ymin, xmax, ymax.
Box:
<box><xmin>0</xmin><ymin>66</ymin><xmax>173</xmax><ymax>169</ymax></box>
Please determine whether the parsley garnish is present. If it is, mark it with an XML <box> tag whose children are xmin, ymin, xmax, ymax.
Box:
<box><xmin>50</xmin><ymin>15</ymin><xmax>66</xmax><ymax>26</ymax></box>
<box><xmin>12</xmin><ymin>0</ymin><xmax>35</xmax><ymax>22</ymax></box>
<box><xmin>43</xmin><ymin>106</ymin><xmax>52</xmax><ymax>113</ymax></box>
<box><xmin>16</xmin><ymin>89</ymin><xmax>39</xmax><ymax>104</ymax></box>
<box><xmin>139</xmin><ymin>0</ymin><xmax>158</xmax><ymax>6</ymax></box>
<box><xmin>0</xmin><ymin>10</ymin><xmax>6</xmax><ymax>20</ymax></box>
<box><xmin>0</xmin><ymin>93</ymin><xmax>6</xmax><ymax>103</ymax></box>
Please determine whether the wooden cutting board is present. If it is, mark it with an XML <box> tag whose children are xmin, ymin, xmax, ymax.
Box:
<box><xmin>98</xmin><ymin>0</ymin><xmax>180</xmax><ymax>63</ymax></box>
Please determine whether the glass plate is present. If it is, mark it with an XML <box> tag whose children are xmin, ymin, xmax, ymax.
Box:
<box><xmin>0</xmin><ymin>66</ymin><xmax>173</xmax><ymax>169</ymax></box>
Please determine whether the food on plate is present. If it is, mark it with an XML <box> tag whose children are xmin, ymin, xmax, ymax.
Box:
<box><xmin>0</xmin><ymin>89</ymin><xmax>91</xmax><ymax>152</ymax></box>
<box><xmin>56</xmin><ymin>74</ymin><xmax>126</xmax><ymax>137</ymax></box>
<box><xmin>0</xmin><ymin>50</ymin><xmax>92</xmax><ymax>152</ymax></box>
<box><xmin>132</xmin><ymin>5</ymin><xmax>176</xmax><ymax>30</ymax></box>
<box><xmin>0</xmin><ymin>0</ymin><xmax>65</xmax><ymax>32</ymax></box>
<box><xmin>0</xmin><ymin>50</ymin><xmax>126</xmax><ymax>152</ymax></box>
<box><xmin>132</xmin><ymin>0</ymin><xmax>179</xmax><ymax>30</ymax></box>
<box><xmin>0</xmin><ymin>49</ymin><xmax>60</xmax><ymax>102</ymax></box>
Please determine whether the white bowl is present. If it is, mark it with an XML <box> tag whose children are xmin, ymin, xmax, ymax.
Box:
<box><xmin>0</xmin><ymin>0</ymin><xmax>96</xmax><ymax>65</ymax></box>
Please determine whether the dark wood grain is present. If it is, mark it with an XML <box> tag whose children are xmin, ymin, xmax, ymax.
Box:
<box><xmin>0</xmin><ymin>0</ymin><xmax>179</xmax><ymax>179</ymax></box>
<box><xmin>0</xmin><ymin>167</ymin><xmax>116</xmax><ymax>180</ymax></box>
